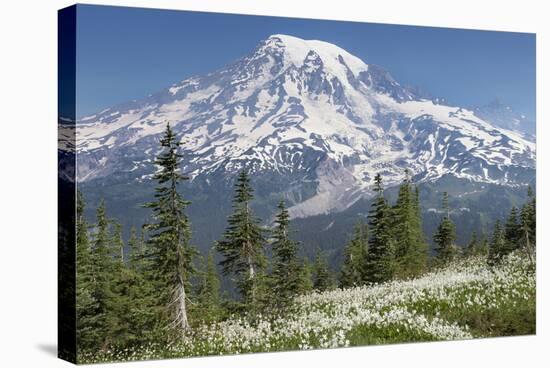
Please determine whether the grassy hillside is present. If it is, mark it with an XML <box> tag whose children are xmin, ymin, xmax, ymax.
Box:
<box><xmin>79</xmin><ymin>251</ymin><xmax>535</xmax><ymax>363</ymax></box>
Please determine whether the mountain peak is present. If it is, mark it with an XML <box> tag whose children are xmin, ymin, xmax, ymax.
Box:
<box><xmin>266</xmin><ymin>33</ymin><xmax>304</xmax><ymax>43</ymax></box>
<box><xmin>260</xmin><ymin>34</ymin><xmax>369</xmax><ymax>77</ymax></box>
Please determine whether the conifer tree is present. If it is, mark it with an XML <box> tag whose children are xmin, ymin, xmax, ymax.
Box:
<box><xmin>433</xmin><ymin>192</ymin><xmax>457</xmax><ymax>265</ymax></box>
<box><xmin>392</xmin><ymin>171</ymin><xmax>427</xmax><ymax>277</ymax></box>
<box><xmin>196</xmin><ymin>250</ymin><xmax>222</xmax><ymax>323</ymax></box>
<box><xmin>488</xmin><ymin>220</ymin><xmax>506</xmax><ymax>265</ymax></box>
<box><xmin>128</xmin><ymin>227</ymin><xmax>145</xmax><ymax>272</ymax></box>
<box><xmin>271</xmin><ymin>200</ymin><xmax>301</xmax><ymax>308</ymax></box>
<box><xmin>108</xmin><ymin>222</ymin><xmax>153</xmax><ymax>347</ymax></box>
<box><xmin>76</xmin><ymin>192</ymin><xmax>91</xmax><ymax>266</ymax></box>
<box><xmin>216</xmin><ymin>170</ymin><xmax>266</xmax><ymax>310</ymax></box>
<box><xmin>143</xmin><ymin>123</ymin><xmax>196</xmax><ymax>336</ymax></box>
<box><xmin>520</xmin><ymin>189</ymin><xmax>536</xmax><ymax>265</ymax></box>
<box><xmin>251</xmin><ymin>271</ymin><xmax>273</xmax><ymax>314</ymax></box>
<box><xmin>477</xmin><ymin>235</ymin><xmax>489</xmax><ymax>257</ymax></box>
<box><xmin>107</xmin><ymin>230</ymin><xmax>134</xmax><ymax>346</ymax></box>
<box><xmin>75</xmin><ymin>191</ymin><xmax>99</xmax><ymax>349</ymax></box>
<box><xmin>298</xmin><ymin>258</ymin><xmax>314</xmax><ymax>294</ymax></box>
<box><xmin>412</xmin><ymin>186</ymin><xmax>428</xmax><ymax>266</ymax></box>
<box><xmin>124</xmin><ymin>227</ymin><xmax>156</xmax><ymax>345</ymax></box>
<box><xmin>465</xmin><ymin>231</ymin><xmax>478</xmax><ymax>257</ymax></box>
<box><xmin>503</xmin><ymin>206</ymin><xmax>521</xmax><ymax>254</ymax></box>
<box><xmin>111</xmin><ymin>221</ymin><xmax>125</xmax><ymax>263</ymax></box>
<box><xmin>312</xmin><ymin>251</ymin><xmax>331</xmax><ymax>292</ymax></box>
<box><xmin>413</xmin><ymin>186</ymin><xmax>421</xmax><ymax>214</ymax></box>
<box><xmin>339</xmin><ymin>221</ymin><xmax>368</xmax><ymax>288</ymax></box>
<box><xmin>87</xmin><ymin>199</ymin><xmax>119</xmax><ymax>347</ymax></box>
<box><xmin>107</xmin><ymin>219</ymin><xmax>127</xmax><ymax>343</ymax></box>
<box><xmin>365</xmin><ymin>174</ymin><xmax>395</xmax><ymax>283</ymax></box>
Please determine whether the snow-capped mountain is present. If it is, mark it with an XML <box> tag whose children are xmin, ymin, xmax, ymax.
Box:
<box><xmin>473</xmin><ymin>99</ymin><xmax>536</xmax><ymax>137</ymax></box>
<box><xmin>72</xmin><ymin>34</ymin><xmax>536</xmax><ymax>218</ymax></box>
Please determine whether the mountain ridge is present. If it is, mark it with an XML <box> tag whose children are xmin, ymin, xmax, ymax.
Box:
<box><xmin>70</xmin><ymin>34</ymin><xmax>536</xmax><ymax>219</ymax></box>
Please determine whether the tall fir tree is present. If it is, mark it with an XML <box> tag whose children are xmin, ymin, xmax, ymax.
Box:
<box><xmin>392</xmin><ymin>172</ymin><xmax>427</xmax><ymax>278</ymax></box>
<box><xmin>124</xmin><ymin>227</ymin><xmax>156</xmax><ymax>345</ymax></box>
<box><xmin>196</xmin><ymin>250</ymin><xmax>222</xmax><ymax>323</ymax></box>
<box><xmin>89</xmin><ymin>199</ymin><xmax>117</xmax><ymax>348</ymax></box>
<box><xmin>216</xmin><ymin>170</ymin><xmax>266</xmax><ymax>311</ymax></box>
<box><xmin>503</xmin><ymin>206</ymin><xmax>521</xmax><ymax>254</ymax></box>
<box><xmin>312</xmin><ymin>251</ymin><xmax>331</xmax><ymax>292</ymax></box>
<box><xmin>143</xmin><ymin>123</ymin><xmax>196</xmax><ymax>336</ymax></box>
<box><xmin>365</xmin><ymin>174</ymin><xmax>395</xmax><ymax>284</ymax></box>
<box><xmin>106</xmin><ymin>225</ymin><xmax>133</xmax><ymax>346</ymax></box>
<box><xmin>75</xmin><ymin>191</ymin><xmax>99</xmax><ymax>350</ymax></box>
<box><xmin>520</xmin><ymin>188</ymin><xmax>536</xmax><ymax>264</ymax></box>
<box><xmin>128</xmin><ymin>227</ymin><xmax>145</xmax><ymax>272</ymax></box>
<box><xmin>107</xmin><ymin>219</ymin><xmax>127</xmax><ymax>343</ymax></box>
<box><xmin>111</xmin><ymin>221</ymin><xmax>125</xmax><ymax>263</ymax></box>
<box><xmin>108</xmin><ymin>222</ymin><xmax>154</xmax><ymax>347</ymax></box>
<box><xmin>271</xmin><ymin>200</ymin><xmax>301</xmax><ymax>308</ymax></box>
<box><xmin>433</xmin><ymin>192</ymin><xmax>457</xmax><ymax>265</ymax></box>
<box><xmin>339</xmin><ymin>221</ymin><xmax>368</xmax><ymax>288</ymax></box>
<box><xmin>488</xmin><ymin>220</ymin><xmax>506</xmax><ymax>265</ymax></box>
<box><xmin>298</xmin><ymin>258</ymin><xmax>314</xmax><ymax>294</ymax></box>
<box><xmin>412</xmin><ymin>186</ymin><xmax>428</xmax><ymax>268</ymax></box>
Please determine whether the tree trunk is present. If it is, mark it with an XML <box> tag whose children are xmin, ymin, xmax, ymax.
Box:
<box><xmin>247</xmin><ymin>251</ymin><xmax>256</xmax><ymax>306</ymax></box>
<box><xmin>175</xmin><ymin>273</ymin><xmax>190</xmax><ymax>333</ymax></box>
<box><xmin>171</xmin><ymin>179</ymin><xmax>190</xmax><ymax>334</ymax></box>
<box><xmin>248</xmin><ymin>254</ymin><xmax>255</xmax><ymax>279</ymax></box>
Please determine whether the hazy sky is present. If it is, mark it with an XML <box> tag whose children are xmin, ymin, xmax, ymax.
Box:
<box><xmin>75</xmin><ymin>4</ymin><xmax>536</xmax><ymax>120</ymax></box>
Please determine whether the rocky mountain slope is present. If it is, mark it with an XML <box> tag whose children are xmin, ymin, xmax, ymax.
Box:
<box><xmin>73</xmin><ymin>34</ymin><xmax>535</xmax><ymax>218</ymax></box>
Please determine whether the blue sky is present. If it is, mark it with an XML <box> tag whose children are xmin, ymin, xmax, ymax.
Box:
<box><xmin>75</xmin><ymin>4</ymin><xmax>536</xmax><ymax>120</ymax></box>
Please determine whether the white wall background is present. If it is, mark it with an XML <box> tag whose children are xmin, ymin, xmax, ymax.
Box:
<box><xmin>0</xmin><ymin>0</ymin><xmax>547</xmax><ymax>366</ymax></box>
